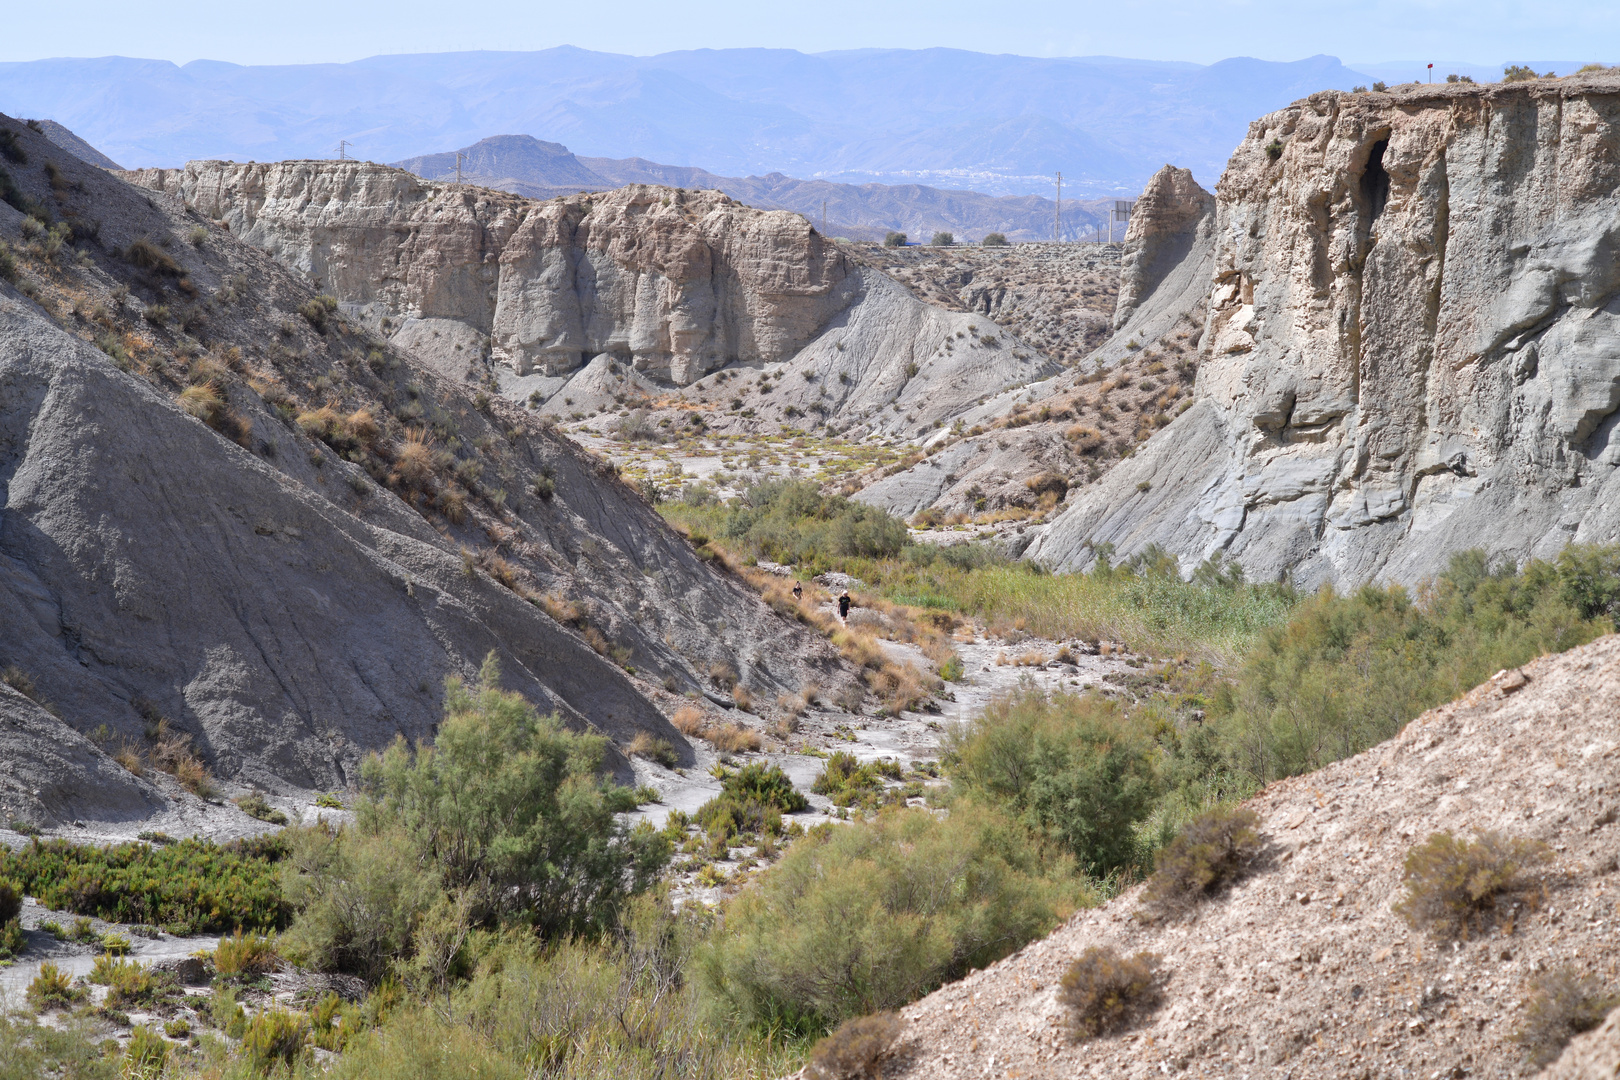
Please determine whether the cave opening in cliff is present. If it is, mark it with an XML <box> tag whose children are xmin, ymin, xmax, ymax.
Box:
<box><xmin>1361</xmin><ymin>139</ymin><xmax>1391</xmax><ymax>222</ymax></box>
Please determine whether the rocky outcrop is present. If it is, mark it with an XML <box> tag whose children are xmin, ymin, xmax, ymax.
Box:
<box><xmin>126</xmin><ymin>162</ymin><xmax>1052</xmax><ymax>437</ymax></box>
<box><xmin>890</xmin><ymin>634</ymin><xmax>1620</xmax><ymax>1079</ymax></box>
<box><xmin>1032</xmin><ymin>75</ymin><xmax>1620</xmax><ymax>587</ymax></box>
<box><xmin>130</xmin><ymin>163</ymin><xmax>852</xmax><ymax>386</ymax></box>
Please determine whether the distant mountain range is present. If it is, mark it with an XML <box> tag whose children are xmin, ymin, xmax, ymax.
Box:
<box><xmin>392</xmin><ymin>135</ymin><xmax>1118</xmax><ymax>243</ymax></box>
<box><xmin>0</xmin><ymin>47</ymin><xmax>1422</xmax><ymax>196</ymax></box>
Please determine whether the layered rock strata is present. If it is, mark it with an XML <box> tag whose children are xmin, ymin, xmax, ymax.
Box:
<box><xmin>1032</xmin><ymin>76</ymin><xmax>1620</xmax><ymax>587</ymax></box>
<box><xmin>126</xmin><ymin>162</ymin><xmax>1051</xmax><ymax>437</ymax></box>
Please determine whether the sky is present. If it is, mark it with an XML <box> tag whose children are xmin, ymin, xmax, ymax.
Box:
<box><xmin>0</xmin><ymin>0</ymin><xmax>1614</xmax><ymax>68</ymax></box>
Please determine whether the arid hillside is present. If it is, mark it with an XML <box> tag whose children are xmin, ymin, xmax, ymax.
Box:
<box><xmin>886</xmin><ymin>634</ymin><xmax>1620</xmax><ymax>1079</ymax></box>
<box><xmin>0</xmin><ymin>112</ymin><xmax>858</xmax><ymax>820</ymax></box>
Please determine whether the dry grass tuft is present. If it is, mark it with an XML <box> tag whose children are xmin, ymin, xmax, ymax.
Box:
<box><xmin>671</xmin><ymin>706</ymin><xmax>706</xmax><ymax>736</ymax></box>
<box><xmin>703</xmin><ymin>722</ymin><xmax>762</xmax><ymax>754</ymax></box>
<box><xmin>627</xmin><ymin>731</ymin><xmax>679</xmax><ymax>768</ymax></box>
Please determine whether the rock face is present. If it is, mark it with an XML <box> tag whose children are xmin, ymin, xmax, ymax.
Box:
<box><xmin>2</xmin><ymin>115</ymin><xmax>858</xmax><ymax>819</ymax></box>
<box><xmin>1032</xmin><ymin>76</ymin><xmax>1620</xmax><ymax>587</ymax></box>
<box><xmin>131</xmin><ymin>163</ymin><xmax>851</xmax><ymax>385</ymax></box>
<box><xmin>890</xmin><ymin>634</ymin><xmax>1620</xmax><ymax>1079</ymax></box>
<box><xmin>126</xmin><ymin>162</ymin><xmax>1052</xmax><ymax>438</ymax></box>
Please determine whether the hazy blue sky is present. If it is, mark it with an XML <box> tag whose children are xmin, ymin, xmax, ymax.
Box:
<box><xmin>1</xmin><ymin>0</ymin><xmax>1613</xmax><ymax>67</ymax></box>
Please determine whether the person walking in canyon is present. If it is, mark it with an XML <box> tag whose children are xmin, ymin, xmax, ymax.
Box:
<box><xmin>838</xmin><ymin>590</ymin><xmax>851</xmax><ymax>623</ymax></box>
<box><xmin>792</xmin><ymin>580</ymin><xmax>803</xmax><ymax>603</ymax></box>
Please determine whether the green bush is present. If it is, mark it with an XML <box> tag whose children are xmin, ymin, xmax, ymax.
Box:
<box><xmin>278</xmin><ymin>823</ymin><xmax>442</xmax><ymax>983</ymax></box>
<box><xmin>1513</xmin><ymin>966</ymin><xmax>1620</xmax><ymax>1067</ymax></box>
<box><xmin>241</xmin><ymin>1008</ymin><xmax>311</xmax><ymax>1073</ymax></box>
<box><xmin>1219</xmin><ymin>547</ymin><xmax>1620</xmax><ymax>782</ymax></box>
<box><xmin>0</xmin><ymin>877</ymin><xmax>20</xmax><ymax>923</ymax></box>
<box><xmin>810</xmin><ymin>752</ymin><xmax>903</xmax><ymax>810</ymax></box>
<box><xmin>123</xmin><ymin>238</ymin><xmax>181</xmax><ymax>277</ymax></box>
<box><xmin>701</xmin><ymin>803</ymin><xmax>1088</xmax><ymax>1033</ymax></box>
<box><xmin>882</xmin><ymin>232</ymin><xmax>907</xmax><ymax>247</ymax></box>
<box><xmin>929</xmin><ymin>232</ymin><xmax>954</xmax><ymax>246</ymax></box>
<box><xmin>123</xmin><ymin>1025</ymin><xmax>169</xmax><ymax>1080</ymax></box>
<box><xmin>806</xmin><ymin>1012</ymin><xmax>903</xmax><ymax>1079</ymax></box>
<box><xmin>0</xmin><ymin>917</ymin><xmax>23</xmax><ymax>960</ymax></box>
<box><xmin>1059</xmin><ymin>946</ymin><xmax>1163</xmax><ymax>1040</ymax></box>
<box><xmin>356</xmin><ymin>654</ymin><xmax>668</xmax><ymax>936</ymax></box>
<box><xmin>695</xmin><ymin>762</ymin><xmax>808</xmax><ymax>843</ymax></box>
<box><xmin>0</xmin><ymin>129</ymin><xmax>25</xmax><ymax>165</ymax></box>
<box><xmin>943</xmin><ymin>687</ymin><xmax>1159</xmax><ymax>876</ymax></box>
<box><xmin>215</xmin><ymin>930</ymin><xmax>281</xmax><ymax>976</ymax></box>
<box><xmin>0</xmin><ymin>836</ymin><xmax>285</xmax><ymax>933</ymax></box>
<box><xmin>981</xmin><ymin>232</ymin><xmax>1008</xmax><ymax>247</ymax></box>
<box><xmin>1136</xmin><ymin>805</ymin><xmax>1264</xmax><ymax>920</ymax></box>
<box><xmin>1394</xmin><ymin>831</ymin><xmax>1553</xmax><ymax>939</ymax></box>
<box><xmin>26</xmin><ymin>962</ymin><xmax>84</xmax><ymax>1011</ymax></box>
<box><xmin>665</xmin><ymin>480</ymin><xmax>909</xmax><ymax>568</ymax></box>
<box><xmin>235</xmin><ymin>791</ymin><xmax>290</xmax><ymax>825</ymax></box>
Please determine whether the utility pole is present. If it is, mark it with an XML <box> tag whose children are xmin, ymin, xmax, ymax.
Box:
<box><xmin>337</xmin><ymin>140</ymin><xmax>350</xmax><ymax>160</ymax></box>
<box><xmin>822</xmin><ymin>199</ymin><xmax>827</xmax><ymax>233</ymax></box>
<box><xmin>455</xmin><ymin>152</ymin><xmax>465</xmax><ymax>186</ymax></box>
<box><xmin>1054</xmin><ymin>172</ymin><xmax>1062</xmax><ymax>242</ymax></box>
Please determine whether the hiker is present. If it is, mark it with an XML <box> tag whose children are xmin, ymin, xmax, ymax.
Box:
<box><xmin>838</xmin><ymin>590</ymin><xmax>851</xmax><ymax>622</ymax></box>
<box><xmin>792</xmin><ymin>580</ymin><xmax>803</xmax><ymax>602</ymax></box>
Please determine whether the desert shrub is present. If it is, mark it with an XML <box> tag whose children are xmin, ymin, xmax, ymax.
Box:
<box><xmin>1136</xmin><ymin>805</ymin><xmax>1263</xmax><ymax>919</ymax></box>
<box><xmin>0</xmin><ymin>128</ymin><xmax>24</xmax><ymax>164</ymax></box>
<box><xmin>0</xmin><ymin>917</ymin><xmax>23</xmax><ymax>960</ymax></box>
<box><xmin>807</xmin><ymin>1011</ymin><xmax>903</xmax><ymax>1079</ymax></box>
<box><xmin>672</xmin><ymin>480</ymin><xmax>908</xmax><ymax>567</ymax></box>
<box><xmin>1220</xmin><ymin>546</ymin><xmax>1620</xmax><ymax>782</ymax></box>
<box><xmin>943</xmin><ymin>687</ymin><xmax>1159</xmax><ymax>876</ymax></box>
<box><xmin>1503</xmin><ymin>65</ymin><xmax>1537</xmax><ymax>82</ymax></box>
<box><xmin>309</xmin><ymin>991</ymin><xmax>361</xmax><ymax>1051</ymax></box>
<box><xmin>300</xmin><ymin>294</ymin><xmax>338</xmax><ymax>332</ymax></box>
<box><xmin>188</xmin><ymin>225</ymin><xmax>208</xmax><ymax>247</ymax></box>
<box><xmin>981</xmin><ymin>233</ymin><xmax>1008</xmax><ymax>246</ymax></box>
<box><xmin>811</xmin><ymin>751</ymin><xmax>903</xmax><ymax>809</ymax></box>
<box><xmin>241</xmin><ymin>1008</ymin><xmax>311</xmax><ymax>1073</ymax></box>
<box><xmin>0</xmin><ymin>876</ymin><xmax>19</xmax><ymax>923</ymax></box>
<box><xmin>1513</xmin><ymin>966</ymin><xmax>1620</xmax><ymax>1067</ymax></box>
<box><xmin>695</xmin><ymin>762</ymin><xmax>807</xmax><ymax>842</ymax></box>
<box><xmin>216</xmin><ymin>930</ymin><xmax>282</xmax><ymax>976</ymax></box>
<box><xmin>1059</xmin><ymin>945</ymin><xmax>1163</xmax><ymax>1039</ymax></box>
<box><xmin>26</xmin><ymin>962</ymin><xmax>84</xmax><ymax>1010</ymax></box>
<box><xmin>351</xmin><ymin>654</ymin><xmax>668</xmax><ymax>936</ymax></box>
<box><xmin>316</xmin><ymin>792</ymin><xmax>345</xmax><ymax>809</ymax></box>
<box><xmin>1394</xmin><ymin>831</ymin><xmax>1553</xmax><ymax>939</ymax></box>
<box><xmin>235</xmin><ymin>791</ymin><xmax>290</xmax><ymax>825</ymax></box>
<box><xmin>123</xmin><ymin>238</ymin><xmax>181</xmax><ymax>277</ymax></box>
<box><xmin>929</xmin><ymin>232</ymin><xmax>954</xmax><ymax>247</ymax></box>
<box><xmin>123</xmin><ymin>1025</ymin><xmax>169</xmax><ymax>1080</ymax></box>
<box><xmin>0</xmin><ymin>836</ymin><xmax>286</xmax><ymax>933</ymax></box>
<box><xmin>627</xmin><ymin>731</ymin><xmax>679</xmax><ymax>768</ymax></box>
<box><xmin>701</xmin><ymin>803</ymin><xmax>1088</xmax><ymax>1033</ymax></box>
<box><xmin>882</xmin><ymin>232</ymin><xmax>907</xmax><ymax>247</ymax></box>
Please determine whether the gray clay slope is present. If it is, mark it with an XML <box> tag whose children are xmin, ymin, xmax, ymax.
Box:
<box><xmin>0</xmin><ymin>113</ymin><xmax>857</xmax><ymax>821</ymax></box>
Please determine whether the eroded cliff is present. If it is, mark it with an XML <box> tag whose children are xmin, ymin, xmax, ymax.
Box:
<box><xmin>1032</xmin><ymin>74</ymin><xmax>1620</xmax><ymax>587</ymax></box>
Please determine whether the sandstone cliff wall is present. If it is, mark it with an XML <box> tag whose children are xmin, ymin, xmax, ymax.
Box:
<box><xmin>1031</xmin><ymin>75</ymin><xmax>1620</xmax><ymax>587</ymax></box>
<box><xmin>129</xmin><ymin>162</ymin><xmax>854</xmax><ymax>387</ymax></box>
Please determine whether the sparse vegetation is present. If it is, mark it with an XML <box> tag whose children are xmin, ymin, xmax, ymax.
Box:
<box><xmin>215</xmin><ymin>930</ymin><xmax>282</xmax><ymax>976</ymax></box>
<box><xmin>1059</xmin><ymin>945</ymin><xmax>1163</xmax><ymax>1040</ymax></box>
<box><xmin>929</xmin><ymin>231</ymin><xmax>954</xmax><ymax>246</ymax></box>
<box><xmin>234</xmin><ymin>790</ymin><xmax>289</xmax><ymax>824</ymax></box>
<box><xmin>981</xmin><ymin>232</ymin><xmax>1008</xmax><ymax>246</ymax></box>
<box><xmin>26</xmin><ymin>962</ymin><xmax>85</xmax><ymax>1010</ymax></box>
<box><xmin>883</xmin><ymin>231</ymin><xmax>907</xmax><ymax>247</ymax></box>
<box><xmin>1136</xmin><ymin>806</ymin><xmax>1264</xmax><ymax>919</ymax></box>
<box><xmin>123</xmin><ymin>238</ymin><xmax>181</xmax><ymax>277</ymax></box>
<box><xmin>1513</xmin><ymin>966</ymin><xmax>1620</xmax><ymax>1067</ymax></box>
<box><xmin>1394</xmin><ymin>831</ymin><xmax>1553</xmax><ymax>939</ymax></box>
<box><xmin>695</xmin><ymin>762</ymin><xmax>807</xmax><ymax>843</ymax></box>
<box><xmin>811</xmin><ymin>750</ymin><xmax>903</xmax><ymax>809</ymax></box>
<box><xmin>627</xmin><ymin>730</ymin><xmax>680</xmax><ymax>767</ymax></box>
